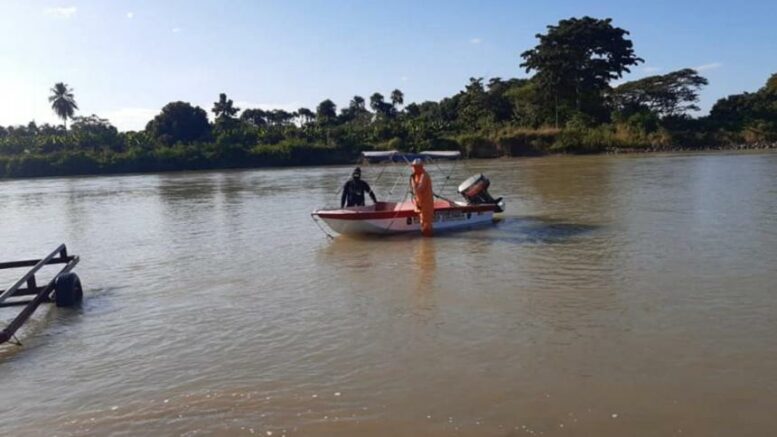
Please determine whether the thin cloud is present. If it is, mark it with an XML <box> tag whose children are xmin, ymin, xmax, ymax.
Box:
<box><xmin>127</xmin><ymin>12</ymin><xmax>134</xmax><ymax>19</ymax></box>
<box><xmin>104</xmin><ymin>107</ymin><xmax>158</xmax><ymax>132</ymax></box>
<box><xmin>235</xmin><ymin>101</ymin><xmax>302</xmax><ymax>113</ymax></box>
<box><xmin>401</xmin><ymin>76</ymin><xmax>409</xmax><ymax>82</ymax></box>
<box><xmin>44</xmin><ymin>6</ymin><xmax>77</xmax><ymax>18</ymax></box>
<box><xmin>470</xmin><ymin>37</ymin><xmax>482</xmax><ymax>45</ymax></box>
<box><xmin>642</xmin><ymin>66</ymin><xmax>662</xmax><ymax>73</ymax></box>
<box><xmin>171</xmin><ymin>27</ymin><xmax>182</xmax><ymax>33</ymax></box>
<box><xmin>695</xmin><ymin>62</ymin><xmax>723</xmax><ymax>72</ymax></box>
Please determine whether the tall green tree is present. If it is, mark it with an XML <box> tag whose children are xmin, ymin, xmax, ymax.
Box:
<box><xmin>240</xmin><ymin>108</ymin><xmax>268</xmax><ymax>127</ymax></box>
<box><xmin>212</xmin><ymin>93</ymin><xmax>240</xmax><ymax>120</ymax></box>
<box><xmin>613</xmin><ymin>69</ymin><xmax>708</xmax><ymax>117</ymax></box>
<box><xmin>350</xmin><ymin>95</ymin><xmax>366</xmax><ymax>112</ymax></box>
<box><xmin>486</xmin><ymin>77</ymin><xmax>528</xmax><ymax>123</ymax></box>
<box><xmin>71</xmin><ymin>115</ymin><xmax>122</xmax><ymax>152</ymax></box>
<box><xmin>520</xmin><ymin>16</ymin><xmax>643</xmax><ymax>125</ymax></box>
<box><xmin>504</xmin><ymin>80</ymin><xmax>544</xmax><ymax>127</ymax></box>
<box><xmin>339</xmin><ymin>96</ymin><xmax>369</xmax><ymax>123</ymax></box>
<box><xmin>457</xmin><ymin>77</ymin><xmax>493</xmax><ymax>128</ymax></box>
<box><xmin>48</xmin><ymin>82</ymin><xmax>78</xmax><ymax>129</ymax></box>
<box><xmin>709</xmin><ymin>72</ymin><xmax>777</xmax><ymax>132</ymax></box>
<box><xmin>370</xmin><ymin>93</ymin><xmax>385</xmax><ymax>112</ymax></box>
<box><xmin>370</xmin><ymin>92</ymin><xmax>392</xmax><ymax>118</ymax></box>
<box><xmin>404</xmin><ymin>103</ymin><xmax>421</xmax><ymax>118</ymax></box>
<box><xmin>267</xmin><ymin>109</ymin><xmax>294</xmax><ymax>126</ymax></box>
<box><xmin>390</xmin><ymin>89</ymin><xmax>404</xmax><ymax>110</ymax></box>
<box><xmin>297</xmin><ymin>107</ymin><xmax>315</xmax><ymax>125</ymax></box>
<box><xmin>146</xmin><ymin>101</ymin><xmax>211</xmax><ymax>145</ymax></box>
<box><xmin>348</xmin><ymin>96</ymin><xmax>366</xmax><ymax>111</ymax></box>
<box><xmin>316</xmin><ymin>99</ymin><xmax>337</xmax><ymax>125</ymax></box>
<box><xmin>762</xmin><ymin>73</ymin><xmax>777</xmax><ymax>95</ymax></box>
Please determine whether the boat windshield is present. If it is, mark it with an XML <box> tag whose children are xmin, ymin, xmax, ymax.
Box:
<box><xmin>361</xmin><ymin>150</ymin><xmax>461</xmax><ymax>163</ymax></box>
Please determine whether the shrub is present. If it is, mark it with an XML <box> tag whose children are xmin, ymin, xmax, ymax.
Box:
<box><xmin>496</xmin><ymin>128</ymin><xmax>559</xmax><ymax>156</ymax></box>
<box><xmin>565</xmin><ymin>112</ymin><xmax>597</xmax><ymax>129</ymax></box>
<box><xmin>52</xmin><ymin>151</ymin><xmax>100</xmax><ymax>175</ymax></box>
<box><xmin>742</xmin><ymin>121</ymin><xmax>777</xmax><ymax>143</ymax></box>
<box><xmin>421</xmin><ymin>136</ymin><xmax>461</xmax><ymax>152</ymax></box>
<box><xmin>458</xmin><ymin>134</ymin><xmax>499</xmax><ymax>158</ymax></box>
<box><xmin>553</xmin><ymin>126</ymin><xmax>615</xmax><ymax>153</ymax></box>
<box><xmin>4</xmin><ymin>154</ymin><xmax>53</xmax><ymax>178</ymax></box>
<box><xmin>386</xmin><ymin>136</ymin><xmax>406</xmax><ymax>151</ymax></box>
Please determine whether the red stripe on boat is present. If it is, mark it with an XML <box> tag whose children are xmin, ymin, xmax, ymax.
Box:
<box><xmin>314</xmin><ymin>204</ymin><xmax>497</xmax><ymax>221</ymax></box>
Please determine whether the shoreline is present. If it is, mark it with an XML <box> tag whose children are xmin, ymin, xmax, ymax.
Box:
<box><xmin>603</xmin><ymin>142</ymin><xmax>777</xmax><ymax>155</ymax></box>
<box><xmin>1</xmin><ymin>143</ymin><xmax>775</xmax><ymax>181</ymax></box>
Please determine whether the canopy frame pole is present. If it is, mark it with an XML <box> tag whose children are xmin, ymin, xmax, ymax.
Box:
<box><xmin>435</xmin><ymin>158</ymin><xmax>459</xmax><ymax>199</ymax></box>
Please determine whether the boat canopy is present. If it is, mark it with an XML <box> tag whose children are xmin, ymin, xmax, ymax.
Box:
<box><xmin>361</xmin><ymin>150</ymin><xmax>461</xmax><ymax>163</ymax></box>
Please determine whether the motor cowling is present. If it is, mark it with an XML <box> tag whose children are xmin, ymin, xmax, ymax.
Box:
<box><xmin>458</xmin><ymin>174</ymin><xmax>504</xmax><ymax>212</ymax></box>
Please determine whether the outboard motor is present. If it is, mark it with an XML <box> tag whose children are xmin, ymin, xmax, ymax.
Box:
<box><xmin>458</xmin><ymin>174</ymin><xmax>504</xmax><ymax>212</ymax></box>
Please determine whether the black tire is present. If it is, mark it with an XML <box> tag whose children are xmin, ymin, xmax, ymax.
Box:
<box><xmin>54</xmin><ymin>272</ymin><xmax>83</xmax><ymax>307</ymax></box>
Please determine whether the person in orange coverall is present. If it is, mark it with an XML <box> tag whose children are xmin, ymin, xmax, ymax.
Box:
<box><xmin>410</xmin><ymin>158</ymin><xmax>435</xmax><ymax>237</ymax></box>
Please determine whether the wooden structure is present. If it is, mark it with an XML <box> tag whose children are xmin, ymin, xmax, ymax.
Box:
<box><xmin>0</xmin><ymin>244</ymin><xmax>82</xmax><ymax>345</ymax></box>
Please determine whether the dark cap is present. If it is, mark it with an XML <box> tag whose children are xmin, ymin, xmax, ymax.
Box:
<box><xmin>353</xmin><ymin>167</ymin><xmax>362</xmax><ymax>175</ymax></box>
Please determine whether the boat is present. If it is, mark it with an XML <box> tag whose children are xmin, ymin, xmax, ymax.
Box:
<box><xmin>311</xmin><ymin>151</ymin><xmax>505</xmax><ymax>236</ymax></box>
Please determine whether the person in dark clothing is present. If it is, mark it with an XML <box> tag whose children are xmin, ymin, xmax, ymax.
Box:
<box><xmin>341</xmin><ymin>167</ymin><xmax>378</xmax><ymax>208</ymax></box>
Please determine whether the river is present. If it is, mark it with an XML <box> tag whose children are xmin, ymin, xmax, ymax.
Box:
<box><xmin>1</xmin><ymin>152</ymin><xmax>776</xmax><ymax>436</ymax></box>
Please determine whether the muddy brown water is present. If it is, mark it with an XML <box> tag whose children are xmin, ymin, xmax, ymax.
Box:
<box><xmin>1</xmin><ymin>152</ymin><xmax>776</xmax><ymax>436</ymax></box>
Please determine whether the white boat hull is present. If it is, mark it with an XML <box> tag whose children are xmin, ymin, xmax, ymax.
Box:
<box><xmin>312</xmin><ymin>201</ymin><xmax>500</xmax><ymax>236</ymax></box>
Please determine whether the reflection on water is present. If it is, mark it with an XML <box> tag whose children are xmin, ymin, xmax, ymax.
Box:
<box><xmin>411</xmin><ymin>239</ymin><xmax>438</xmax><ymax>322</ymax></box>
<box><xmin>413</xmin><ymin>238</ymin><xmax>437</xmax><ymax>288</ymax></box>
<box><xmin>1</xmin><ymin>152</ymin><xmax>777</xmax><ymax>436</ymax></box>
<box><xmin>441</xmin><ymin>215</ymin><xmax>601</xmax><ymax>245</ymax></box>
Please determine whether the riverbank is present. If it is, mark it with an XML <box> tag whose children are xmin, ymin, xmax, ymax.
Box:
<box><xmin>605</xmin><ymin>141</ymin><xmax>777</xmax><ymax>154</ymax></box>
<box><xmin>508</xmin><ymin>142</ymin><xmax>777</xmax><ymax>157</ymax></box>
<box><xmin>0</xmin><ymin>143</ymin><xmax>351</xmax><ymax>179</ymax></box>
<box><xmin>1</xmin><ymin>141</ymin><xmax>775</xmax><ymax>180</ymax></box>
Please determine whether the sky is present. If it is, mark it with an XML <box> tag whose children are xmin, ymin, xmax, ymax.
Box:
<box><xmin>1</xmin><ymin>0</ymin><xmax>776</xmax><ymax>131</ymax></box>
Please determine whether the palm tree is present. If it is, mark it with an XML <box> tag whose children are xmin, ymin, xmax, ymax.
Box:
<box><xmin>370</xmin><ymin>92</ymin><xmax>386</xmax><ymax>114</ymax></box>
<box><xmin>212</xmin><ymin>93</ymin><xmax>239</xmax><ymax>120</ymax></box>
<box><xmin>349</xmin><ymin>95</ymin><xmax>366</xmax><ymax>112</ymax></box>
<box><xmin>49</xmin><ymin>82</ymin><xmax>78</xmax><ymax>129</ymax></box>
<box><xmin>297</xmin><ymin>107</ymin><xmax>314</xmax><ymax>125</ymax></box>
<box><xmin>271</xmin><ymin>109</ymin><xmax>293</xmax><ymax>126</ymax></box>
<box><xmin>240</xmin><ymin>108</ymin><xmax>268</xmax><ymax>126</ymax></box>
<box><xmin>390</xmin><ymin>89</ymin><xmax>404</xmax><ymax>108</ymax></box>
<box><xmin>316</xmin><ymin>99</ymin><xmax>337</xmax><ymax>125</ymax></box>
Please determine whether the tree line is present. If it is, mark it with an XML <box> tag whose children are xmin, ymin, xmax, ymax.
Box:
<box><xmin>1</xmin><ymin>16</ymin><xmax>776</xmax><ymax>178</ymax></box>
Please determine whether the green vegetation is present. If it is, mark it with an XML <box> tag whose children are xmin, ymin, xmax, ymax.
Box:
<box><xmin>1</xmin><ymin>16</ymin><xmax>776</xmax><ymax>179</ymax></box>
<box><xmin>520</xmin><ymin>16</ymin><xmax>644</xmax><ymax>125</ymax></box>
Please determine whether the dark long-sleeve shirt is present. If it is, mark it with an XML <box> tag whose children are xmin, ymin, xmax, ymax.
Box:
<box><xmin>341</xmin><ymin>178</ymin><xmax>377</xmax><ymax>208</ymax></box>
